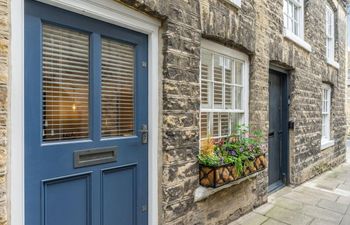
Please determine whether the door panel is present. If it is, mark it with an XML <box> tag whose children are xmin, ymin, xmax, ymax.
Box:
<box><xmin>268</xmin><ymin>70</ymin><xmax>288</xmax><ymax>190</ymax></box>
<box><xmin>25</xmin><ymin>1</ymin><xmax>148</xmax><ymax>224</ymax></box>
<box><xmin>268</xmin><ymin>73</ymin><xmax>281</xmax><ymax>185</ymax></box>
<box><xmin>44</xmin><ymin>174</ymin><xmax>91</xmax><ymax>225</ymax></box>
<box><xmin>102</xmin><ymin>166</ymin><xmax>137</xmax><ymax>225</ymax></box>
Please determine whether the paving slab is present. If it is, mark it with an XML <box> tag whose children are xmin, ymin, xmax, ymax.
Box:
<box><xmin>294</xmin><ymin>186</ymin><xmax>339</xmax><ymax>202</ymax></box>
<box><xmin>268</xmin><ymin>187</ymin><xmax>293</xmax><ymax>202</ymax></box>
<box><xmin>346</xmin><ymin>205</ymin><xmax>350</xmax><ymax>215</ymax></box>
<box><xmin>265</xmin><ymin>206</ymin><xmax>313</xmax><ymax>225</ymax></box>
<box><xmin>310</xmin><ymin>218</ymin><xmax>339</xmax><ymax>225</ymax></box>
<box><xmin>337</xmin><ymin>196</ymin><xmax>350</xmax><ymax>205</ymax></box>
<box><xmin>229</xmin><ymin>155</ymin><xmax>350</xmax><ymax>225</ymax></box>
<box><xmin>228</xmin><ymin>212</ymin><xmax>268</xmax><ymax>225</ymax></box>
<box><xmin>340</xmin><ymin>215</ymin><xmax>350</xmax><ymax>225</ymax></box>
<box><xmin>271</xmin><ymin>197</ymin><xmax>304</xmax><ymax>211</ymax></box>
<box><xmin>300</xmin><ymin>205</ymin><xmax>343</xmax><ymax>224</ymax></box>
<box><xmin>261</xmin><ymin>218</ymin><xmax>288</xmax><ymax>225</ymax></box>
<box><xmin>254</xmin><ymin>203</ymin><xmax>274</xmax><ymax>215</ymax></box>
<box><xmin>283</xmin><ymin>191</ymin><xmax>320</xmax><ymax>205</ymax></box>
<box><xmin>315</xmin><ymin>178</ymin><xmax>342</xmax><ymax>190</ymax></box>
<box><xmin>317</xmin><ymin>199</ymin><xmax>348</xmax><ymax>214</ymax></box>
<box><xmin>338</xmin><ymin>183</ymin><xmax>350</xmax><ymax>192</ymax></box>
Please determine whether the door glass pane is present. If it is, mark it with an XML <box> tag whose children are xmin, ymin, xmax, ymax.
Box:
<box><xmin>42</xmin><ymin>24</ymin><xmax>89</xmax><ymax>142</ymax></box>
<box><xmin>101</xmin><ymin>38</ymin><xmax>135</xmax><ymax>137</ymax></box>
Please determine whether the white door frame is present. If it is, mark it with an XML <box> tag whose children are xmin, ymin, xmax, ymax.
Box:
<box><xmin>10</xmin><ymin>0</ymin><xmax>160</xmax><ymax>224</ymax></box>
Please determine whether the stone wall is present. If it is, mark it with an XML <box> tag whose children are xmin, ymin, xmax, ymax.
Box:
<box><xmin>1</xmin><ymin>0</ymin><xmax>347</xmax><ymax>224</ymax></box>
<box><xmin>346</xmin><ymin>51</ymin><xmax>350</xmax><ymax>137</ymax></box>
<box><xmin>0</xmin><ymin>0</ymin><xmax>8</xmax><ymax>224</ymax></box>
<box><xmin>118</xmin><ymin>0</ymin><xmax>348</xmax><ymax>224</ymax></box>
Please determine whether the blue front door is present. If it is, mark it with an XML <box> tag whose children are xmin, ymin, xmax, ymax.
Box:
<box><xmin>25</xmin><ymin>1</ymin><xmax>149</xmax><ymax>224</ymax></box>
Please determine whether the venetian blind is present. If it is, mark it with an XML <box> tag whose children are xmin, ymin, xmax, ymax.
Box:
<box><xmin>42</xmin><ymin>24</ymin><xmax>90</xmax><ymax>141</ymax></box>
<box><xmin>101</xmin><ymin>38</ymin><xmax>135</xmax><ymax>137</ymax></box>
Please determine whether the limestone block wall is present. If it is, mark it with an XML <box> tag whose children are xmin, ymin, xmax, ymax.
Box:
<box><xmin>346</xmin><ymin>51</ymin><xmax>350</xmax><ymax>137</ymax></box>
<box><xmin>0</xmin><ymin>0</ymin><xmax>8</xmax><ymax>224</ymax></box>
<box><xmin>1</xmin><ymin>0</ymin><xmax>347</xmax><ymax>224</ymax></box>
<box><xmin>114</xmin><ymin>0</ymin><xmax>347</xmax><ymax>224</ymax></box>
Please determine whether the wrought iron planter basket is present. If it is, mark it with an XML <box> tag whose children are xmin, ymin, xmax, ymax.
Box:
<box><xmin>199</xmin><ymin>154</ymin><xmax>267</xmax><ymax>188</ymax></box>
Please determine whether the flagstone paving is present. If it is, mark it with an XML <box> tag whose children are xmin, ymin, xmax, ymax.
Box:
<box><xmin>229</xmin><ymin>148</ymin><xmax>350</xmax><ymax>225</ymax></box>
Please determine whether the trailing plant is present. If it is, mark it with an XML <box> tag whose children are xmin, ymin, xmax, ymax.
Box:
<box><xmin>198</xmin><ymin>125</ymin><xmax>264</xmax><ymax>176</ymax></box>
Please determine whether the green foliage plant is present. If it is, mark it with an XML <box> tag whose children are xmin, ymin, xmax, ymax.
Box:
<box><xmin>198</xmin><ymin>125</ymin><xmax>264</xmax><ymax>176</ymax></box>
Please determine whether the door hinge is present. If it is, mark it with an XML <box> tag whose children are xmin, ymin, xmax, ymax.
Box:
<box><xmin>142</xmin><ymin>61</ymin><xmax>147</xmax><ymax>68</ymax></box>
<box><xmin>139</xmin><ymin>124</ymin><xmax>148</xmax><ymax>144</ymax></box>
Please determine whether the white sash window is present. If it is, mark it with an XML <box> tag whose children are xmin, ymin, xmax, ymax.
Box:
<box><xmin>200</xmin><ymin>40</ymin><xmax>249</xmax><ymax>140</ymax></box>
<box><xmin>321</xmin><ymin>84</ymin><xmax>334</xmax><ymax>149</ymax></box>
<box><xmin>326</xmin><ymin>5</ymin><xmax>335</xmax><ymax>64</ymax></box>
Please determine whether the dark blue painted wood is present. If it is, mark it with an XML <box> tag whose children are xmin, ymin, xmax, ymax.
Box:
<box><xmin>268</xmin><ymin>70</ymin><xmax>289</xmax><ymax>191</ymax></box>
<box><xmin>102</xmin><ymin>165</ymin><xmax>137</xmax><ymax>225</ymax></box>
<box><xmin>44</xmin><ymin>174</ymin><xmax>91</xmax><ymax>225</ymax></box>
<box><xmin>25</xmin><ymin>1</ymin><xmax>148</xmax><ymax>224</ymax></box>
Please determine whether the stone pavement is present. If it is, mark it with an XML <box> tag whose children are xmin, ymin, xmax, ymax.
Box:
<box><xmin>229</xmin><ymin>147</ymin><xmax>350</xmax><ymax>225</ymax></box>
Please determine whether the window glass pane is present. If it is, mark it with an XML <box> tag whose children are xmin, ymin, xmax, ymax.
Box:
<box><xmin>321</xmin><ymin>85</ymin><xmax>331</xmax><ymax>141</ymax></box>
<box><xmin>214</xmin><ymin>55</ymin><xmax>223</xmax><ymax>108</ymax></box>
<box><xmin>220</xmin><ymin>113</ymin><xmax>229</xmax><ymax>136</ymax></box>
<box><xmin>212</xmin><ymin>113</ymin><xmax>220</xmax><ymax>137</ymax></box>
<box><xmin>200</xmin><ymin>112</ymin><xmax>209</xmax><ymax>139</ymax></box>
<box><xmin>225</xmin><ymin>85</ymin><xmax>232</xmax><ymax>109</ymax></box>
<box><xmin>101</xmin><ymin>38</ymin><xmax>135</xmax><ymax>137</ymax></box>
<box><xmin>294</xmin><ymin>21</ymin><xmax>299</xmax><ymax>36</ymax></box>
<box><xmin>214</xmin><ymin>55</ymin><xmax>223</xmax><ymax>83</ymax></box>
<box><xmin>214</xmin><ymin>83</ymin><xmax>223</xmax><ymax>108</ymax></box>
<box><xmin>201</xmin><ymin>51</ymin><xmax>212</xmax><ymax>108</ymax></box>
<box><xmin>42</xmin><ymin>24</ymin><xmax>89</xmax><ymax>141</ymax></box>
<box><xmin>231</xmin><ymin>113</ymin><xmax>243</xmax><ymax>130</ymax></box>
<box><xmin>322</xmin><ymin>114</ymin><xmax>326</xmax><ymax>138</ymax></box>
<box><xmin>234</xmin><ymin>86</ymin><xmax>243</xmax><ymax>110</ymax></box>
<box><xmin>225</xmin><ymin>58</ymin><xmax>232</xmax><ymax>84</ymax></box>
<box><xmin>235</xmin><ymin>61</ymin><xmax>243</xmax><ymax>85</ymax></box>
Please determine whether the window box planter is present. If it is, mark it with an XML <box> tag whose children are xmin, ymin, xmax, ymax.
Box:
<box><xmin>199</xmin><ymin>154</ymin><xmax>267</xmax><ymax>188</ymax></box>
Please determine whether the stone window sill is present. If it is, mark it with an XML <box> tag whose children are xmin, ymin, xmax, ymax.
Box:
<box><xmin>283</xmin><ymin>29</ymin><xmax>312</xmax><ymax>53</ymax></box>
<box><xmin>224</xmin><ymin>0</ymin><xmax>241</xmax><ymax>8</ymax></box>
<box><xmin>194</xmin><ymin>170</ymin><xmax>263</xmax><ymax>202</ymax></box>
<box><xmin>321</xmin><ymin>140</ymin><xmax>335</xmax><ymax>150</ymax></box>
<box><xmin>327</xmin><ymin>59</ymin><xmax>339</xmax><ymax>69</ymax></box>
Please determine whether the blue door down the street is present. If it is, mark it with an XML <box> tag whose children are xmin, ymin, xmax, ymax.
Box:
<box><xmin>25</xmin><ymin>0</ymin><xmax>149</xmax><ymax>224</ymax></box>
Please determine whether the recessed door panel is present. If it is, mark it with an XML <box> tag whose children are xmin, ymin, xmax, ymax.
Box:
<box><xmin>102</xmin><ymin>166</ymin><xmax>137</xmax><ymax>225</ymax></box>
<box><xmin>44</xmin><ymin>175</ymin><xmax>91</xmax><ymax>225</ymax></box>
